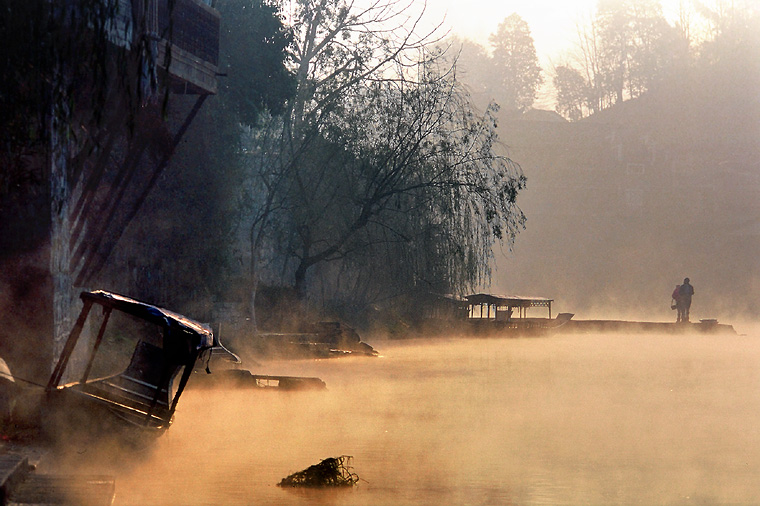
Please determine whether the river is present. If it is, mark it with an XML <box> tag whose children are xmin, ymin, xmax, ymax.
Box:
<box><xmin>109</xmin><ymin>325</ymin><xmax>760</xmax><ymax>505</ymax></box>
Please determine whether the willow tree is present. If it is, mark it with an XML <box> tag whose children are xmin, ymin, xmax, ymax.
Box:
<box><xmin>244</xmin><ymin>0</ymin><xmax>442</xmax><ymax>302</ymax></box>
<box><xmin>242</xmin><ymin>0</ymin><xmax>525</xmax><ymax>314</ymax></box>
<box><xmin>308</xmin><ymin>56</ymin><xmax>526</xmax><ymax>304</ymax></box>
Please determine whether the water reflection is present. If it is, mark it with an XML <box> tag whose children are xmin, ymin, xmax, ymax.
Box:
<box><xmin>109</xmin><ymin>330</ymin><xmax>760</xmax><ymax>505</ymax></box>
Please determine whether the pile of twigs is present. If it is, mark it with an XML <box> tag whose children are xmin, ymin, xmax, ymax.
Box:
<box><xmin>277</xmin><ymin>455</ymin><xmax>359</xmax><ymax>488</ymax></box>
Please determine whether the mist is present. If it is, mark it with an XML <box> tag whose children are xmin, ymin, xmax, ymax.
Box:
<box><xmin>433</xmin><ymin>2</ymin><xmax>760</xmax><ymax>325</ymax></box>
<box><xmin>27</xmin><ymin>328</ymin><xmax>757</xmax><ymax>505</ymax></box>
<box><xmin>2</xmin><ymin>0</ymin><xmax>760</xmax><ymax>503</ymax></box>
<box><xmin>484</xmin><ymin>56</ymin><xmax>760</xmax><ymax>322</ymax></box>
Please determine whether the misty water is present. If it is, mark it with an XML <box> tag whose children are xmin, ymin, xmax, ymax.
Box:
<box><xmin>106</xmin><ymin>327</ymin><xmax>760</xmax><ymax>505</ymax></box>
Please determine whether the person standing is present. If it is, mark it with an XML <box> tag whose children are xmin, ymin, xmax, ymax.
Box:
<box><xmin>672</xmin><ymin>284</ymin><xmax>682</xmax><ymax>322</ymax></box>
<box><xmin>677</xmin><ymin>278</ymin><xmax>695</xmax><ymax>323</ymax></box>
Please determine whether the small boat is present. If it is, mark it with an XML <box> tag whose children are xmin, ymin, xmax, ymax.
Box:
<box><xmin>192</xmin><ymin>337</ymin><xmax>327</xmax><ymax>391</ymax></box>
<box><xmin>253</xmin><ymin>322</ymin><xmax>378</xmax><ymax>359</ymax></box>
<box><xmin>44</xmin><ymin>290</ymin><xmax>213</xmax><ymax>443</ymax></box>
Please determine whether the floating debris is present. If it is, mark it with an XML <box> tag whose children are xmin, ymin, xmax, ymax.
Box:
<box><xmin>278</xmin><ymin>455</ymin><xmax>359</xmax><ymax>488</ymax></box>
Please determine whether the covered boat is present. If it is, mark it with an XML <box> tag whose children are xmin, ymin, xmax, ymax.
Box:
<box><xmin>44</xmin><ymin>290</ymin><xmax>213</xmax><ymax>441</ymax></box>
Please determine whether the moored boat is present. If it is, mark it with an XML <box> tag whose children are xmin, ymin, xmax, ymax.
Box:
<box><xmin>44</xmin><ymin>290</ymin><xmax>214</xmax><ymax>444</ymax></box>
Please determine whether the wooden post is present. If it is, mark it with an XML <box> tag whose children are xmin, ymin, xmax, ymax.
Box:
<box><xmin>80</xmin><ymin>308</ymin><xmax>112</xmax><ymax>383</ymax></box>
<box><xmin>47</xmin><ymin>299</ymin><xmax>93</xmax><ymax>391</ymax></box>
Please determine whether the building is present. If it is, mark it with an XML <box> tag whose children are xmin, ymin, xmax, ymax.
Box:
<box><xmin>0</xmin><ymin>0</ymin><xmax>220</xmax><ymax>382</ymax></box>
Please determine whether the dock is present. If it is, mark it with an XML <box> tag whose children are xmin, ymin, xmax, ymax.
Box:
<box><xmin>0</xmin><ymin>453</ymin><xmax>115</xmax><ymax>506</ymax></box>
<box><xmin>555</xmin><ymin>318</ymin><xmax>736</xmax><ymax>335</ymax></box>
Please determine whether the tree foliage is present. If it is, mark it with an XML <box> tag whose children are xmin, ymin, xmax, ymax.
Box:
<box><xmin>595</xmin><ymin>0</ymin><xmax>677</xmax><ymax>102</ymax></box>
<box><xmin>217</xmin><ymin>0</ymin><xmax>295</xmax><ymax>125</ymax></box>
<box><xmin>488</xmin><ymin>13</ymin><xmax>543</xmax><ymax>113</ymax></box>
<box><xmin>240</xmin><ymin>0</ymin><xmax>525</xmax><ymax>310</ymax></box>
<box><xmin>121</xmin><ymin>0</ymin><xmax>295</xmax><ymax>310</ymax></box>
<box><xmin>553</xmin><ymin>64</ymin><xmax>589</xmax><ymax>121</ymax></box>
<box><xmin>696</xmin><ymin>0</ymin><xmax>759</xmax><ymax>66</ymax></box>
<box><xmin>550</xmin><ymin>0</ymin><xmax>756</xmax><ymax>120</ymax></box>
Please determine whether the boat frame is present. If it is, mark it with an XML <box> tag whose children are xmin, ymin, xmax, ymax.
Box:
<box><xmin>44</xmin><ymin>290</ymin><xmax>213</xmax><ymax>437</ymax></box>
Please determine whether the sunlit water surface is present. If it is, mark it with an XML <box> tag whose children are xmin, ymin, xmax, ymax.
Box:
<box><xmin>108</xmin><ymin>327</ymin><xmax>760</xmax><ymax>505</ymax></box>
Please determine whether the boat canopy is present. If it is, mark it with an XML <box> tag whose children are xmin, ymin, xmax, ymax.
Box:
<box><xmin>45</xmin><ymin>290</ymin><xmax>215</xmax><ymax>433</ymax></box>
<box><xmin>83</xmin><ymin>290</ymin><xmax>213</xmax><ymax>351</ymax></box>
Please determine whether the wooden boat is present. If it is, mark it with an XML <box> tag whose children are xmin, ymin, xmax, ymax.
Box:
<box><xmin>191</xmin><ymin>337</ymin><xmax>327</xmax><ymax>390</ymax></box>
<box><xmin>193</xmin><ymin>368</ymin><xmax>327</xmax><ymax>390</ymax></box>
<box><xmin>44</xmin><ymin>290</ymin><xmax>214</xmax><ymax>442</ymax></box>
<box><xmin>252</xmin><ymin>322</ymin><xmax>378</xmax><ymax>359</ymax></box>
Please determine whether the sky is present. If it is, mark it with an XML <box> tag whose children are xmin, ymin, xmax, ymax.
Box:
<box><xmin>415</xmin><ymin>0</ymin><xmax>689</xmax><ymax>108</ymax></box>
<box><xmin>422</xmin><ymin>0</ymin><xmax>600</xmax><ymax>60</ymax></box>
<box><xmin>419</xmin><ymin>0</ymin><xmax>687</xmax><ymax>62</ymax></box>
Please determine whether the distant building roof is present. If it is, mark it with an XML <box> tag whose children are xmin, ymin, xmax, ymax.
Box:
<box><xmin>465</xmin><ymin>293</ymin><xmax>553</xmax><ymax>308</ymax></box>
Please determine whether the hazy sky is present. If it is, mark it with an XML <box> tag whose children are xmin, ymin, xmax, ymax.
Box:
<box><xmin>415</xmin><ymin>0</ymin><xmax>690</xmax><ymax>108</ymax></box>
<box><xmin>421</xmin><ymin>0</ymin><xmax>686</xmax><ymax>61</ymax></box>
<box><xmin>424</xmin><ymin>0</ymin><xmax>597</xmax><ymax>58</ymax></box>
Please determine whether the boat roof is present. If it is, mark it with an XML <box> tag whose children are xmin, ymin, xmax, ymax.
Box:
<box><xmin>465</xmin><ymin>293</ymin><xmax>553</xmax><ymax>307</ymax></box>
<box><xmin>81</xmin><ymin>290</ymin><xmax>213</xmax><ymax>348</ymax></box>
<box><xmin>426</xmin><ymin>292</ymin><xmax>468</xmax><ymax>303</ymax></box>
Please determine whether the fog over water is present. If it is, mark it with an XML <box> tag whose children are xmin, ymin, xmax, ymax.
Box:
<box><xmin>54</xmin><ymin>325</ymin><xmax>760</xmax><ymax>505</ymax></box>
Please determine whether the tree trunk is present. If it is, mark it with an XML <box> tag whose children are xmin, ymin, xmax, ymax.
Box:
<box><xmin>294</xmin><ymin>260</ymin><xmax>309</xmax><ymax>299</ymax></box>
<box><xmin>248</xmin><ymin>234</ymin><xmax>258</xmax><ymax>334</ymax></box>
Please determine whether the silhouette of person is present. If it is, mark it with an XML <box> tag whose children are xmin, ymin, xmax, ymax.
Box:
<box><xmin>672</xmin><ymin>284</ymin><xmax>682</xmax><ymax>322</ymax></box>
<box><xmin>677</xmin><ymin>278</ymin><xmax>695</xmax><ymax>323</ymax></box>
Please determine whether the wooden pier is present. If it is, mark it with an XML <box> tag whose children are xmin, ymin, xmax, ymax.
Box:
<box><xmin>555</xmin><ymin>318</ymin><xmax>736</xmax><ymax>335</ymax></box>
<box><xmin>0</xmin><ymin>454</ymin><xmax>114</xmax><ymax>506</ymax></box>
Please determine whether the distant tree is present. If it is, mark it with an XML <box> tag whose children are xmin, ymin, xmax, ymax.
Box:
<box><xmin>695</xmin><ymin>0</ymin><xmax>743</xmax><ymax>42</ymax></box>
<box><xmin>442</xmin><ymin>36</ymin><xmax>498</xmax><ymax>110</ymax></box>
<box><xmin>488</xmin><ymin>13</ymin><xmax>543</xmax><ymax>113</ymax></box>
<box><xmin>696</xmin><ymin>0</ymin><xmax>759</xmax><ymax>66</ymax></box>
<box><xmin>573</xmin><ymin>16</ymin><xmax>608</xmax><ymax>114</ymax></box>
<box><xmin>595</xmin><ymin>0</ymin><xmax>632</xmax><ymax>104</ymax></box>
<box><xmin>596</xmin><ymin>0</ymin><xmax>678</xmax><ymax>100</ymax></box>
<box><xmin>565</xmin><ymin>0</ymin><xmax>681</xmax><ymax>117</ymax></box>
<box><xmin>673</xmin><ymin>0</ymin><xmax>699</xmax><ymax>65</ymax></box>
<box><xmin>553</xmin><ymin>64</ymin><xmax>590</xmax><ymax>120</ymax></box>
